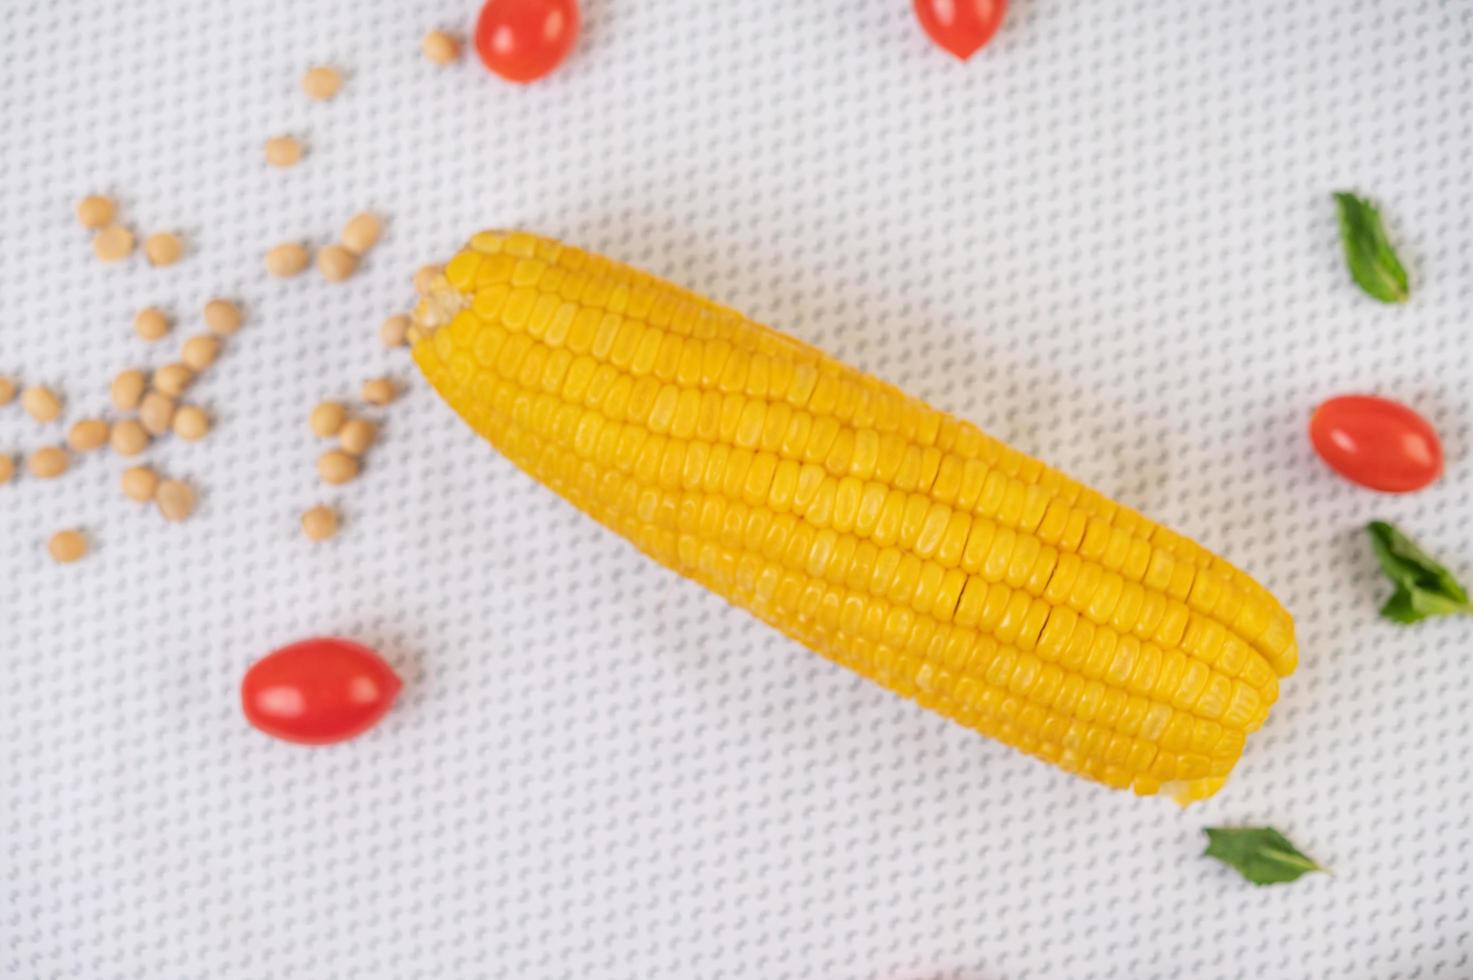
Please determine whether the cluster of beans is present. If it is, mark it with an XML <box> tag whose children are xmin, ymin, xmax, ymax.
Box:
<box><xmin>12</xmin><ymin>52</ymin><xmax>463</xmax><ymax>563</ymax></box>
<box><xmin>76</xmin><ymin>193</ymin><xmax>184</xmax><ymax>267</ymax></box>
<box><xmin>300</xmin><ymin>375</ymin><xmax>401</xmax><ymax>542</ymax></box>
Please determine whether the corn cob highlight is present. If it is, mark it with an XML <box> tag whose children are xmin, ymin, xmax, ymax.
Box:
<box><xmin>411</xmin><ymin>231</ymin><xmax>1297</xmax><ymax>803</ymax></box>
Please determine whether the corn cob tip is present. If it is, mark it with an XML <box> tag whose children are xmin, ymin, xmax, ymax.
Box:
<box><xmin>1171</xmin><ymin>776</ymin><xmax>1229</xmax><ymax>806</ymax></box>
<box><xmin>408</xmin><ymin>275</ymin><xmax>468</xmax><ymax>346</ymax></box>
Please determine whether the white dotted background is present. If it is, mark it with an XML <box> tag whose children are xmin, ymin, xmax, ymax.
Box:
<box><xmin>3</xmin><ymin>1</ymin><xmax>1471</xmax><ymax>978</ymax></box>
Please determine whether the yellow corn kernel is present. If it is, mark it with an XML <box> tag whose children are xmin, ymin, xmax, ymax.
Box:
<box><xmin>855</xmin><ymin>482</ymin><xmax>888</xmax><ymax>538</ymax></box>
<box><xmin>935</xmin><ymin>511</ymin><xmax>972</xmax><ymax>568</ymax></box>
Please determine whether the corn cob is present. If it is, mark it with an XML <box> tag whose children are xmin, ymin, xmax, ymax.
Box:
<box><xmin>410</xmin><ymin>231</ymin><xmax>1297</xmax><ymax>803</ymax></box>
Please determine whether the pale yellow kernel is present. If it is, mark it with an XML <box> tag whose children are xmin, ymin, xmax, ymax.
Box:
<box><xmin>92</xmin><ymin>224</ymin><xmax>134</xmax><ymax>262</ymax></box>
<box><xmin>309</xmin><ymin>401</ymin><xmax>347</xmax><ymax>438</ymax></box>
<box><xmin>422</xmin><ymin>30</ymin><xmax>460</xmax><ymax>65</ymax></box>
<box><xmin>21</xmin><ymin>385</ymin><xmax>62</xmax><ymax>423</ymax></box>
<box><xmin>379</xmin><ymin>314</ymin><xmax>410</xmax><ymax>348</ymax></box>
<box><xmin>181</xmin><ymin>334</ymin><xmax>221</xmax><ymax>372</ymax></box>
<box><xmin>101</xmin><ymin>372</ymin><xmax>150</xmax><ymax>422</ymax></box>
<box><xmin>156</xmin><ymin>479</ymin><xmax>196</xmax><ymax>522</ymax></box>
<box><xmin>134</xmin><ymin>307</ymin><xmax>170</xmax><ymax>341</ymax></box>
<box><xmin>110</xmin><ymin>419</ymin><xmax>150</xmax><ymax>456</ymax></box>
<box><xmin>361</xmin><ymin>377</ymin><xmax>398</xmax><ymax>406</ymax></box>
<box><xmin>301</xmin><ymin>505</ymin><xmax>339</xmax><ymax>541</ymax></box>
<box><xmin>172</xmin><ymin>405</ymin><xmax>210</xmax><ymax>441</ymax></box>
<box><xmin>0</xmin><ymin>454</ymin><xmax>12</xmax><ymax>484</ymax></box>
<box><xmin>121</xmin><ymin>465</ymin><xmax>159</xmax><ymax>502</ymax></box>
<box><xmin>139</xmin><ymin>392</ymin><xmax>176</xmax><ymax>436</ymax></box>
<box><xmin>66</xmin><ymin>419</ymin><xmax>109</xmax><ymax>452</ymax></box>
<box><xmin>264</xmin><ymin>135</ymin><xmax>304</xmax><ymax>167</ymax></box>
<box><xmin>0</xmin><ymin>376</ymin><xmax>13</xmax><ymax>405</ymax></box>
<box><xmin>76</xmin><ymin>195</ymin><xmax>114</xmax><ymax>229</ymax></box>
<box><xmin>265</xmin><ymin>242</ymin><xmax>310</xmax><ymax>277</ymax></box>
<box><xmin>302</xmin><ymin>65</ymin><xmax>342</xmax><ymax>100</ymax></box>
<box><xmin>340</xmin><ymin>212</ymin><xmax>382</xmax><ymax>254</ymax></box>
<box><xmin>318</xmin><ymin>449</ymin><xmax>360</xmax><ymax>484</ymax></box>
<box><xmin>317</xmin><ymin>244</ymin><xmax>358</xmax><ymax>282</ymax></box>
<box><xmin>48</xmin><ymin>529</ymin><xmax>88</xmax><ymax>564</ymax></box>
<box><xmin>28</xmin><ymin>446</ymin><xmax>68</xmax><ymax>479</ymax></box>
<box><xmin>338</xmin><ymin>418</ymin><xmax>377</xmax><ymax>456</ymax></box>
<box><xmin>413</xmin><ymin>264</ymin><xmax>441</xmax><ymax>295</ymax></box>
<box><xmin>203</xmin><ymin>298</ymin><xmax>243</xmax><ymax>336</ymax></box>
<box><xmin>153</xmin><ymin>363</ymin><xmax>194</xmax><ymax>398</ymax></box>
<box><xmin>144</xmin><ymin>232</ymin><xmax>183</xmax><ymax>267</ymax></box>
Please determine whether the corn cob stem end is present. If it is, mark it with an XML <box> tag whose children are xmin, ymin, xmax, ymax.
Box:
<box><xmin>408</xmin><ymin>277</ymin><xmax>468</xmax><ymax>346</ymax></box>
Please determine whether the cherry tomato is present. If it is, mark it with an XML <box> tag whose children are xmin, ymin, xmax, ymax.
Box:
<box><xmin>1309</xmin><ymin>395</ymin><xmax>1443</xmax><ymax>493</ymax></box>
<box><xmin>242</xmin><ymin>638</ymin><xmax>402</xmax><ymax>745</ymax></box>
<box><xmin>474</xmin><ymin>0</ymin><xmax>580</xmax><ymax>84</ymax></box>
<box><xmin>914</xmin><ymin>0</ymin><xmax>1008</xmax><ymax>61</ymax></box>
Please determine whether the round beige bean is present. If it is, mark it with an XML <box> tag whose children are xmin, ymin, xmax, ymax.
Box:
<box><xmin>379</xmin><ymin>314</ymin><xmax>410</xmax><ymax>348</ymax></box>
<box><xmin>181</xmin><ymin>334</ymin><xmax>220</xmax><ymax>372</ymax></box>
<box><xmin>48</xmin><ymin>529</ymin><xmax>88</xmax><ymax>564</ymax></box>
<box><xmin>29</xmin><ymin>446</ymin><xmax>68</xmax><ymax>479</ymax></box>
<box><xmin>110</xmin><ymin>419</ymin><xmax>150</xmax><ymax>456</ymax></box>
<box><xmin>265</xmin><ymin>242</ymin><xmax>310</xmax><ymax>277</ymax></box>
<box><xmin>139</xmin><ymin>392</ymin><xmax>176</xmax><ymax>436</ymax></box>
<box><xmin>153</xmin><ymin>363</ymin><xmax>194</xmax><ymax>398</ymax></box>
<box><xmin>318</xmin><ymin>244</ymin><xmax>357</xmax><ymax>282</ymax></box>
<box><xmin>301</xmin><ymin>505</ymin><xmax>339</xmax><ymax>541</ymax></box>
<box><xmin>318</xmin><ymin>450</ymin><xmax>360</xmax><ymax>485</ymax></box>
<box><xmin>121</xmin><ymin>465</ymin><xmax>159</xmax><ymax>502</ymax></box>
<box><xmin>76</xmin><ymin>194</ymin><xmax>115</xmax><ymax>229</ymax></box>
<box><xmin>302</xmin><ymin>66</ymin><xmax>342</xmax><ymax>100</ymax></box>
<box><xmin>422</xmin><ymin>30</ymin><xmax>460</xmax><ymax>66</ymax></box>
<box><xmin>340</xmin><ymin>212</ymin><xmax>381</xmax><ymax>254</ymax></box>
<box><xmin>361</xmin><ymin>377</ymin><xmax>398</xmax><ymax>406</ymax></box>
<box><xmin>134</xmin><ymin>307</ymin><xmax>170</xmax><ymax>341</ymax></box>
<box><xmin>413</xmin><ymin>264</ymin><xmax>441</xmax><ymax>295</ymax></box>
<box><xmin>338</xmin><ymin>418</ymin><xmax>377</xmax><ymax>456</ymax></box>
<box><xmin>22</xmin><ymin>385</ymin><xmax>62</xmax><ymax>423</ymax></box>
<box><xmin>173</xmin><ymin>405</ymin><xmax>210</xmax><ymax>441</ymax></box>
<box><xmin>309</xmin><ymin>401</ymin><xmax>347</xmax><ymax>438</ymax></box>
<box><xmin>66</xmin><ymin>418</ymin><xmax>110</xmax><ymax>452</ymax></box>
<box><xmin>264</xmin><ymin>135</ymin><xmax>304</xmax><ymax>168</ymax></box>
<box><xmin>111</xmin><ymin>369</ymin><xmax>147</xmax><ymax>411</ymax></box>
<box><xmin>144</xmin><ymin>232</ymin><xmax>183</xmax><ymax>267</ymax></box>
<box><xmin>156</xmin><ymin>479</ymin><xmax>195</xmax><ymax>522</ymax></box>
<box><xmin>0</xmin><ymin>453</ymin><xmax>13</xmax><ymax>484</ymax></box>
<box><xmin>0</xmin><ymin>376</ymin><xmax>14</xmax><ymax>405</ymax></box>
<box><xmin>203</xmin><ymin>298</ymin><xmax>243</xmax><ymax>336</ymax></box>
<box><xmin>93</xmin><ymin>225</ymin><xmax>135</xmax><ymax>262</ymax></box>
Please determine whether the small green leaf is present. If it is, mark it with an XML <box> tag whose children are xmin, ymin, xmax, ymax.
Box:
<box><xmin>1203</xmin><ymin>827</ymin><xmax>1325</xmax><ymax>885</ymax></box>
<box><xmin>1334</xmin><ymin>191</ymin><xmax>1410</xmax><ymax>303</ymax></box>
<box><xmin>1366</xmin><ymin>521</ymin><xmax>1472</xmax><ymax>624</ymax></box>
<box><xmin>1378</xmin><ymin>589</ymin><xmax>1422</xmax><ymax>624</ymax></box>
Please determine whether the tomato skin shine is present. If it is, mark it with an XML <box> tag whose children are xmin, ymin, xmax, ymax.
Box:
<box><xmin>474</xmin><ymin>0</ymin><xmax>579</xmax><ymax>83</ymax></box>
<box><xmin>914</xmin><ymin>0</ymin><xmax>1008</xmax><ymax>61</ymax></box>
<box><xmin>242</xmin><ymin>638</ymin><xmax>402</xmax><ymax>745</ymax></box>
<box><xmin>1309</xmin><ymin>395</ymin><xmax>1443</xmax><ymax>493</ymax></box>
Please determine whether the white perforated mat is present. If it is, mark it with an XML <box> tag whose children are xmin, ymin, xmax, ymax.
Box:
<box><xmin>3</xmin><ymin>1</ymin><xmax>1472</xmax><ymax>978</ymax></box>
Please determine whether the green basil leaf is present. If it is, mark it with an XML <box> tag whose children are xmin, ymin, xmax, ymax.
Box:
<box><xmin>1334</xmin><ymin>192</ymin><xmax>1410</xmax><ymax>303</ymax></box>
<box><xmin>1203</xmin><ymin>827</ymin><xmax>1324</xmax><ymax>885</ymax></box>
<box><xmin>1366</xmin><ymin>521</ymin><xmax>1472</xmax><ymax>624</ymax></box>
<box><xmin>1378</xmin><ymin>589</ymin><xmax>1422</xmax><ymax>624</ymax></box>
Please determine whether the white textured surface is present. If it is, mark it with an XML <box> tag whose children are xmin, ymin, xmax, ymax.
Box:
<box><xmin>3</xmin><ymin>1</ymin><xmax>1472</xmax><ymax>977</ymax></box>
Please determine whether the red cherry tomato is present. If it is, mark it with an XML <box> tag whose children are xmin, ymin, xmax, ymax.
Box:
<box><xmin>474</xmin><ymin>0</ymin><xmax>580</xmax><ymax>84</ymax></box>
<box><xmin>242</xmin><ymin>638</ymin><xmax>402</xmax><ymax>745</ymax></box>
<box><xmin>914</xmin><ymin>0</ymin><xmax>1008</xmax><ymax>61</ymax></box>
<box><xmin>1309</xmin><ymin>395</ymin><xmax>1443</xmax><ymax>493</ymax></box>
